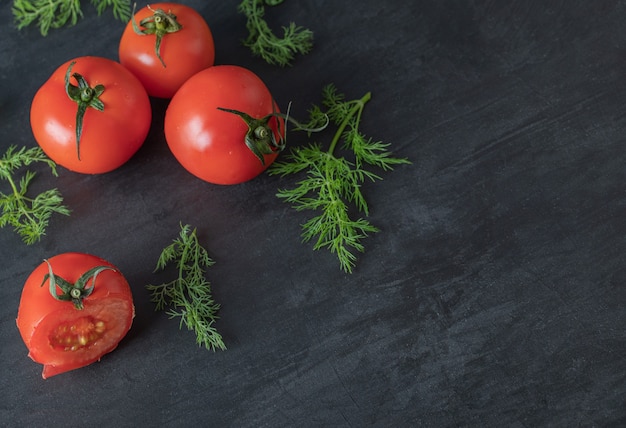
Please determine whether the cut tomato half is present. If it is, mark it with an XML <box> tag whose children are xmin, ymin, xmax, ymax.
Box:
<box><xmin>16</xmin><ymin>253</ymin><xmax>135</xmax><ymax>379</ymax></box>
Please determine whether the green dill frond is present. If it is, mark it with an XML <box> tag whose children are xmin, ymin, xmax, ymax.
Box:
<box><xmin>269</xmin><ymin>86</ymin><xmax>411</xmax><ymax>273</ymax></box>
<box><xmin>0</xmin><ymin>145</ymin><xmax>70</xmax><ymax>244</ymax></box>
<box><xmin>147</xmin><ymin>223</ymin><xmax>225</xmax><ymax>351</ymax></box>
<box><xmin>144</xmin><ymin>282</ymin><xmax>171</xmax><ymax>311</ymax></box>
<box><xmin>12</xmin><ymin>0</ymin><xmax>131</xmax><ymax>36</ymax></box>
<box><xmin>344</xmin><ymin>131</ymin><xmax>411</xmax><ymax>171</ymax></box>
<box><xmin>238</xmin><ymin>0</ymin><xmax>314</xmax><ymax>66</ymax></box>
<box><xmin>91</xmin><ymin>0</ymin><xmax>131</xmax><ymax>21</ymax></box>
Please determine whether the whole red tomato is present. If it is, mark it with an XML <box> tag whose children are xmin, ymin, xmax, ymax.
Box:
<box><xmin>16</xmin><ymin>253</ymin><xmax>135</xmax><ymax>379</ymax></box>
<box><xmin>164</xmin><ymin>65</ymin><xmax>285</xmax><ymax>185</ymax></box>
<box><xmin>119</xmin><ymin>2</ymin><xmax>215</xmax><ymax>98</ymax></box>
<box><xmin>30</xmin><ymin>56</ymin><xmax>152</xmax><ymax>174</ymax></box>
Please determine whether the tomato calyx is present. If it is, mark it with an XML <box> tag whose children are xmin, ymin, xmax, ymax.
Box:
<box><xmin>64</xmin><ymin>61</ymin><xmax>105</xmax><ymax>160</ymax></box>
<box><xmin>217</xmin><ymin>104</ymin><xmax>330</xmax><ymax>165</ymax></box>
<box><xmin>217</xmin><ymin>107</ymin><xmax>286</xmax><ymax>165</ymax></box>
<box><xmin>131</xmin><ymin>4</ymin><xmax>183</xmax><ymax>67</ymax></box>
<box><xmin>40</xmin><ymin>259</ymin><xmax>114</xmax><ymax>310</ymax></box>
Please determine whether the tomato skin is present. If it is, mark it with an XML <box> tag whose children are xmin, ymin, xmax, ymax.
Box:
<box><xmin>30</xmin><ymin>56</ymin><xmax>152</xmax><ymax>174</ymax></box>
<box><xmin>16</xmin><ymin>253</ymin><xmax>135</xmax><ymax>379</ymax></box>
<box><xmin>164</xmin><ymin>65</ymin><xmax>284</xmax><ymax>185</ymax></box>
<box><xmin>119</xmin><ymin>2</ymin><xmax>215</xmax><ymax>98</ymax></box>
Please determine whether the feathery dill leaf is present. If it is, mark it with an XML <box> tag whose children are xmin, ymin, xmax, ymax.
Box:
<box><xmin>12</xmin><ymin>0</ymin><xmax>131</xmax><ymax>36</ymax></box>
<box><xmin>269</xmin><ymin>84</ymin><xmax>411</xmax><ymax>273</ymax></box>
<box><xmin>0</xmin><ymin>145</ymin><xmax>70</xmax><ymax>245</ymax></box>
<box><xmin>91</xmin><ymin>0</ymin><xmax>131</xmax><ymax>21</ymax></box>
<box><xmin>238</xmin><ymin>0</ymin><xmax>313</xmax><ymax>66</ymax></box>
<box><xmin>146</xmin><ymin>224</ymin><xmax>226</xmax><ymax>351</ymax></box>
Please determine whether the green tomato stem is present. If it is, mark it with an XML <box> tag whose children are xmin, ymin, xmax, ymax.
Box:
<box><xmin>216</xmin><ymin>107</ymin><xmax>284</xmax><ymax>166</ymax></box>
<box><xmin>217</xmin><ymin>104</ymin><xmax>329</xmax><ymax>166</ymax></box>
<box><xmin>41</xmin><ymin>260</ymin><xmax>114</xmax><ymax>310</ymax></box>
<box><xmin>64</xmin><ymin>61</ymin><xmax>105</xmax><ymax>161</ymax></box>
<box><xmin>131</xmin><ymin>4</ymin><xmax>183</xmax><ymax>68</ymax></box>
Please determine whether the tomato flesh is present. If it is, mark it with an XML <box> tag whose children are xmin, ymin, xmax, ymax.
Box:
<box><xmin>17</xmin><ymin>253</ymin><xmax>134</xmax><ymax>379</ymax></box>
<box><xmin>49</xmin><ymin>316</ymin><xmax>106</xmax><ymax>351</ymax></box>
<box><xmin>29</xmin><ymin>299</ymin><xmax>133</xmax><ymax>378</ymax></box>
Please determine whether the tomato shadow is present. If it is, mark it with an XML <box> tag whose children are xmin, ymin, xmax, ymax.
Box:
<box><xmin>115</xmin><ymin>268</ymin><xmax>163</xmax><ymax>349</ymax></box>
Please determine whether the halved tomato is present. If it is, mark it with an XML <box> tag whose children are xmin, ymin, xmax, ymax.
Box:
<box><xmin>16</xmin><ymin>253</ymin><xmax>135</xmax><ymax>379</ymax></box>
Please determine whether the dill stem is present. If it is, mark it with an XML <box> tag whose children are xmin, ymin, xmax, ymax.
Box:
<box><xmin>178</xmin><ymin>244</ymin><xmax>188</xmax><ymax>291</ymax></box>
<box><xmin>3</xmin><ymin>171</ymin><xmax>37</xmax><ymax>226</ymax></box>
<box><xmin>327</xmin><ymin>92</ymin><xmax>371</xmax><ymax>155</ymax></box>
<box><xmin>247</xmin><ymin>2</ymin><xmax>267</xmax><ymax>44</ymax></box>
<box><xmin>3</xmin><ymin>170</ymin><xmax>20</xmax><ymax>197</ymax></box>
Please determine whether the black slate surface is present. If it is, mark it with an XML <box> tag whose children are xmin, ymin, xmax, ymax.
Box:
<box><xmin>1</xmin><ymin>1</ymin><xmax>625</xmax><ymax>426</ymax></box>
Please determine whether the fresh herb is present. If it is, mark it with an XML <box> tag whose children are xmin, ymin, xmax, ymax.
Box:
<box><xmin>0</xmin><ymin>146</ymin><xmax>70</xmax><ymax>245</ymax></box>
<box><xmin>238</xmin><ymin>0</ymin><xmax>313</xmax><ymax>66</ymax></box>
<box><xmin>12</xmin><ymin>0</ymin><xmax>131</xmax><ymax>36</ymax></box>
<box><xmin>269</xmin><ymin>85</ymin><xmax>411</xmax><ymax>273</ymax></box>
<box><xmin>146</xmin><ymin>224</ymin><xmax>226</xmax><ymax>351</ymax></box>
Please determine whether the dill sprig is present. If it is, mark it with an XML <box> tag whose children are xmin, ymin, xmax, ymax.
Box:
<box><xmin>12</xmin><ymin>0</ymin><xmax>131</xmax><ymax>36</ymax></box>
<box><xmin>238</xmin><ymin>0</ymin><xmax>313</xmax><ymax>67</ymax></box>
<box><xmin>0</xmin><ymin>145</ymin><xmax>70</xmax><ymax>245</ymax></box>
<box><xmin>146</xmin><ymin>224</ymin><xmax>226</xmax><ymax>351</ymax></box>
<box><xmin>269</xmin><ymin>85</ymin><xmax>411</xmax><ymax>273</ymax></box>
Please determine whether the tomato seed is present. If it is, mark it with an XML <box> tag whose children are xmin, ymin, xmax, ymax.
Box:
<box><xmin>49</xmin><ymin>316</ymin><xmax>106</xmax><ymax>351</ymax></box>
<box><xmin>95</xmin><ymin>321</ymin><xmax>105</xmax><ymax>333</ymax></box>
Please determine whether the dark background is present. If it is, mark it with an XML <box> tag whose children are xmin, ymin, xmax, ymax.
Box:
<box><xmin>1</xmin><ymin>1</ymin><xmax>625</xmax><ymax>426</ymax></box>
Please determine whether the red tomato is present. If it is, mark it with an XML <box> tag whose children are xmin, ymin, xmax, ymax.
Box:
<box><xmin>164</xmin><ymin>65</ymin><xmax>284</xmax><ymax>185</ymax></box>
<box><xmin>16</xmin><ymin>253</ymin><xmax>135</xmax><ymax>379</ymax></box>
<box><xmin>119</xmin><ymin>2</ymin><xmax>215</xmax><ymax>98</ymax></box>
<box><xmin>30</xmin><ymin>56</ymin><xmax>152</xmax><ymax>174</ymax></box>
